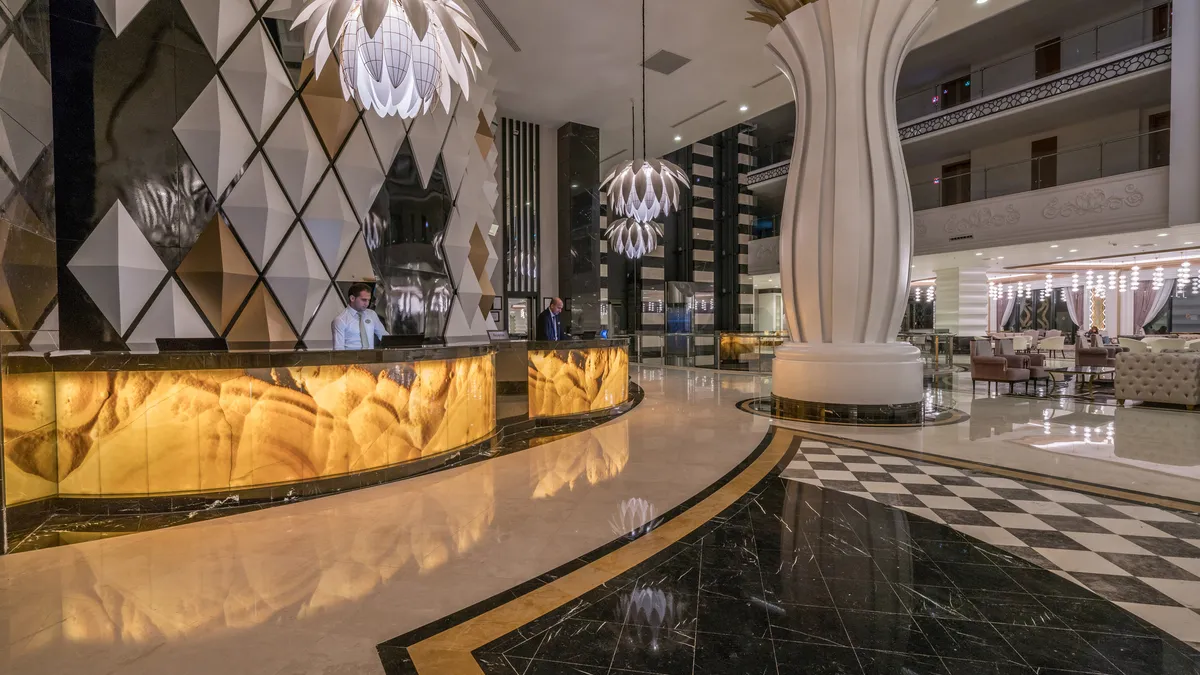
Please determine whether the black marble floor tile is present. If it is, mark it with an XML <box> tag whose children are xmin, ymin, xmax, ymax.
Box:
<box><xmin>384</xmin><ymin>444</ymin><xmax>1200</xmax><ymax>675</ymax></box>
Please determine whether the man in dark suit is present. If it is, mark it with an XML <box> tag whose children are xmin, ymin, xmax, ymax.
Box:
<box><xmin>536</xmin><ymin>297</ymin><xmax>564</xmax><ymax>341</ymax></box>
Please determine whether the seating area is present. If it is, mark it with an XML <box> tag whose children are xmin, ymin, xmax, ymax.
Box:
<box><xmin>970</xmin><ymin>339</ymin><xmax>1050</xmax><ymax>393</ymax></box>
<box><xmin>1115</xmin><ymin>351</ymin><xmax>1200</xmax><ymax>410</ymax></box>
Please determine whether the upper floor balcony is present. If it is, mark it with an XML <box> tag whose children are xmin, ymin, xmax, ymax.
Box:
<box><xmin>747</xmin><ymin>4</ymin><xmax>1173</xmax><ymax>191</ymax></box>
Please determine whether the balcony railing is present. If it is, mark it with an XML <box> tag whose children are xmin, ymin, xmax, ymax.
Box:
<box><xmin>896</xmin><ymin>3</ymin><xmax>1171</xmax><ymax>124</ymax></box>
<box><xmin>911</xmin><ymin>128</ymin><xmax>1170</xmax><ymax>211</ymax></box>
<box><xmin>751</xmin><ymin>139</ymin><xmax>793</xmax><ymax>169</ymax></box>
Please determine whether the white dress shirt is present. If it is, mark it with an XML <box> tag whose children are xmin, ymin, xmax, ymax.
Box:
<box><xmin>331</xmin><ymin>307</ymin><xmax>387</xmax><ymax>350</ymax></box>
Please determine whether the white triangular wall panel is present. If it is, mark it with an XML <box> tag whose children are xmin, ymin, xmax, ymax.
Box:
<box><xmin>443</xmin><ymin>299</ymin><xmax>474</xmax><ymax>340</ymax></box>
<box><xmin>304</xmin><ymin>286</ymin><xmax>345</xmax><ymax>343</ymax></box>
<box><xmin>336</xmin><ymin>235</ymin><xmax>376</xmax><ymax>282</ymax></box>
<box><xmin>0</xmin><ymin>40</ymin><xmax>52</xmax><ymax>147</ymax></box>
<box><xmin>179</xmin><ymin>0</ymin><xmax>255</xmax><ymax>61</ymax></box>
<box><xmin>174</xmin><ymin>78</ymin><xmax>255</xmax><ymax>198</ymax></box>
<box><xmin>441</xmin><ymin>206</ymin><xmax>471</xmax><ymax>249</ymax></box>
<box><xmin>335</xmin><ymin>123</ymin><xmax>385</xmax><ymax>221</ymax></box>
<box><xmin>222</xmin><ymin>154</ymin><xmax>294</xmax><ymax>270</ymax></box>
<box><xmin>440</xmin><ymin>120</ymin><xmax>469</xmax><ymax>200</ymax></box>
<box><xmin>302</xmin><ymin>173</ymin><xmax>359</xmax><ymax>273</ymax></box>
<box><xmin>265</xmin><ymin>229</ymin><xmax>330</xmax><ymax>331</ymax></box>
<box><xmin>363</xmin><ymin>110</ymin><xmax>408</xmax><ymax>169</ymax></box>
<box><xmin>222</xmin><ymin>24</ymin><xmax>294</xmax><ymax>138</ymax></box>
<box><xmin>263</xmin><ymin>102</ymin><xmax>327</xmax><ymax>207</ymax></box>
<box><xmin>92</xmin><ymin>0</ymin><xmax>154</xmax><ymax>37</ymax></box>
<box><xmin>0</xmin><ymin>109</ymin><xmax>43</xmax><ymax>181</ymax></box>
<box><xmin>129</xmin><ymin>279</ymin><xmax>212</xmax><ymax>344</ymax></box>
<box><xmin>68</xmin><ymin>200</ymin><xmax>167</xmax><ymax>334</ymax></box>
<box><xmin>407</xmin><ymin>105</ymin><xmax>450</xmax><ymax>190</ymax></box>
<box><xmin>28</xmin><ymin>306</ymin><xmax>58</xmax><ymax>348</ymax></box>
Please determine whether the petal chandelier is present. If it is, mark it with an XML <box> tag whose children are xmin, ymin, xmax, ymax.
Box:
<box><xmin>292</xmin><ymin>0</ymin><xmax>487</xmax><ymax>119</ymax></box>
<box><xmin>601</xmin><ymin>0</ymin><xmax>690</xmax><ymax>260</ymax></box>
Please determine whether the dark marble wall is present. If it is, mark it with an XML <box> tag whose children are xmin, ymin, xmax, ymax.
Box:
<box><xmin>556</xmin><ymin>122</ymin><xmax>602</xmax><ymax>334</ymax></box>
<box><xmin>0</xmin><ymin>0</ymin><xmax>57</xmax><ymax>349</ymax></box>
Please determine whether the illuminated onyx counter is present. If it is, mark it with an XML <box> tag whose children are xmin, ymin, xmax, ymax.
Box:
<box><xmin>494</xmin><ymin>339</ymin><xmax>631</xmax><ymax>418</ymax></box>
<box><xmin>1</xmin><ymin>346</ymin><xmax>496</xmax><ymax>509</ymax></box>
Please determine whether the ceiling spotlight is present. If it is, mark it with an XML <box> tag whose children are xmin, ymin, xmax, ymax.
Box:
<box><xmin>1056</xmin><ymin>256</ymin><xmax>1063</xmax><ymax>260</ymax></box>
<box><xmin>975</xmin><ymin>252</ymin><xmax>983</xmax><ymax>256</ymax></box>
<box><xmin>739</xmin><ymin>104</ymin><xmax>749</xmax><ymax>112</ymax></box>
<box><xmin>1050</xmin><ymin>245</ymin><xmax>1059</xmax><ymax>248</ymax></box>
<box><xmin>1069</xmin><ymin>249</ymin><xmax>1078</xmax><ymax>253</ymax></box>
<box><xmin>976</xmin><ymin>0</ymin><xmax>989</xmax><ymax>4</ymax></box>
<box><xmin>1158</xmin><ymin>233</ymin><xmax>1170</xmax><ymax>237</ymax></box>
<box><xmin>998</xmin><ymin>256</ymin><xmax>1005</xmax><ymax>260</ymax></box>
<box><xmin>674</xmin><ymin>135</ymin><xmax>682</xmax><ymax>142</ymax></box>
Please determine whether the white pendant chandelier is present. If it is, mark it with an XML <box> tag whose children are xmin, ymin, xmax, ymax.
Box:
<box><xmin>293</xmin><ymin>0</ymin><xmax>486</xmax><ymax>119</ymax></box>
<box><xmin>608</xmin><ymin>218</ymin><xmax>664</xmax><ymax>260</ymax></box>
<box><xmin>601</xmin><ymin>0</ymin><xmax>690</xmax><ymax>259</ymax></box>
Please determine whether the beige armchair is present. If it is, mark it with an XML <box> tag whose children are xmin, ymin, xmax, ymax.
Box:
<box><xmin>1115</xmin><ymin>352</ymin><xmax>1200</xmax><ymax>409</ymax></box>
<box><xmin>1122</xmin><ymin>339</ymin><xmax>1151</xmax><ymax>354</ymax></box>
<box><xmin>1038</xmin><ymin>336</ymin><xmax>1066</xmax><ymax>359</ymax></box>
<box><xmin>1188</xmin><ymin>339</ymin><xmax>1200</xmax><ymax>352</ymax></box>
<box><xmin>972</xmin><ymin>341</ymin><xmax>1032</xmax><ymax>394</ymax></box>
<box><xmin>1150</xmin><ymin>338</ymin><xmax>1189</xmax><ymax>353</ymax></box>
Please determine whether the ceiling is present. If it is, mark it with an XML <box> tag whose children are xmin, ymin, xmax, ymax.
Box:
<box><xmin>911</xmin><ymin>225</ymin><xmax>1200</xmax><ymax>282</ymax></box>
<box><xmin>464</xmin><ymin>0</ymin><xmax>1052</xmax><ymax>167</ymax></box>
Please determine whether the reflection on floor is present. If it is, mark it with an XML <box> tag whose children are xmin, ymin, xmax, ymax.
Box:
<box><xmin>394</xmin><ymin>431</ymin><xmax>1200</xmax><ymax>675</ymax></box>
<box><xmin>777</xmin><ymin>363</ymin><xmax>1200</xmax><ymax>504</ymax></box>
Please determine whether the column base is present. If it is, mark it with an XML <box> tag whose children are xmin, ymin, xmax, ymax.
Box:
<box><xmin>771</xmin><ymin>342</ymin><xmax>925</xmax><ymax>424</ymax></box>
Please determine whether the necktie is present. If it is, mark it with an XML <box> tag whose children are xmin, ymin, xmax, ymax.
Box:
<box><xmin>551</xmin><ymin>315</ymin><xmax>556</xmax><ymax>340</ymax></box>
<box><xmin>358</xmin><ymin>312</ymin><xmax>370</xmax><ymax>349</ymax></box>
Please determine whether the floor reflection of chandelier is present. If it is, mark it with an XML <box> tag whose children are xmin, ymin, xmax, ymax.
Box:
<box><xmin>293</xmin><ymin>0</ymin><xmax>486</xmax><ymax>118</ymax></box>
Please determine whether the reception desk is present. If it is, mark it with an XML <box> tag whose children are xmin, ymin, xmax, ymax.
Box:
<box><xmin>2</xmin><ymin>346</ymin><xmax>496</xmax><ymax>508</ymax></box>
<box><xmin>2</xmin><ymin>338</ymin><xmax>633</xmax><ymax>521</ymax></box>
<box><xmin>494</xmin><ymin>339</ymin><xmax>631</xmax><ymax>418</ymax></box>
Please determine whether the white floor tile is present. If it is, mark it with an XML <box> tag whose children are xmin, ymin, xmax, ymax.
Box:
<box><xmin>918</xmin><ymin>465</ymin><xmax>965</xmax><ymax>477</ymax></box>
<box><xmin>1088</xmin><ymin>518</ymin><xmax>1172</xmax><ymax>538</ymax></box>
<box><xmin>814</xmin><ymin>470</ymin><xmax>857</xmax><ymax>482</ymax></box>
<box><xmin>1062</xmin><ymin>532</ymin><xmax>1153</xmax><ymax>554</ymax></box>
<box><xmin>1109</xmin><ymin>505</ymin><xmax>1190</xmax><ymax>523</ymax></box>
<box><xmin>945</xmin><ymin>485</ymin><xmax>1002</xmax><ymax>499</ymax></box>
<box><xmin>842</xmin><ymin>462</ymin><xmax>886</xmax><ymax>473</ymax></box>
<box><xmin>859</xmin><ymin>482</ymin><xmax>912</xmax><ymax>495</ymax></box>
<box><xmin>983</xmin><ymin>511</ymin><xmax>1054</xmax><ymax>531</ymax></box>
<box><xmin>1034</xmin><ymin>549</ymin><xmax>1132</xmax><ymax>576</ymax></box>
<box><xmin>1117</xmin><ymin>603</ymin><xmax>1200</xmax><ymax>643</ymax></box>
<box><xmin>916</xmin><ymin>495</ymin><xmax>974</xmax><ymax>511</ymax></box>
<box><xmin>972</xmin><ymin>477</ymin><xmax>1025</xmax><ymax>489</ymax></box>
<box><xmin>1034</xmin><ymin>489</ymin><xmax>1100</xmax><ymax>504</ymax></box>
<box><xmin>1143</xmin><ymin>578</ymin><xmax>1200</xmax><ymax>609</ymax></box>
<box><xmin>893</xmin><ymin>473</ymin><xmax>939</xmax><ymax>485</ymax></box>
<box><xmin>952</xmin><ymin>525</ymin><xmax>1026</xmax><ymax>547</ymax></box>
<box><xmin>1012</xmin><ymin>500</ymin><xmax>1081</xmax><ymax>517</ymax></box>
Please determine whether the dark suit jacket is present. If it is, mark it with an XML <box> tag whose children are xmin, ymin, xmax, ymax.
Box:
<box><xmin>536</xmin><ymin>309</ymin><xmax>562</xmax><ymax>341</ymax></box>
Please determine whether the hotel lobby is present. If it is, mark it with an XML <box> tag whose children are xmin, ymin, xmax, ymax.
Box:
<box><xmin>4</xmin><ymin>0</ymin><xmax>1200</xmax><ymax>674</ymax></box>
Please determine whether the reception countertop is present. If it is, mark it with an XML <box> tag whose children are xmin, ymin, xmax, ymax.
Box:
<box><xmin>2</xmin><ymin>344</ymin><xmax>495</xmax><ymax>373</ymax></box>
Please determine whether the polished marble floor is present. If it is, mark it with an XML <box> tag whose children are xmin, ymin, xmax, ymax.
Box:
<box><xmin>457</xmin><ymin>446</ymin><xmax>1200</xmax><ymax>674</ymax></box>
<box><xmin>3</xmin><ymin>364</ymin><xmax>1200</xmax><ymax>674</ymax></box>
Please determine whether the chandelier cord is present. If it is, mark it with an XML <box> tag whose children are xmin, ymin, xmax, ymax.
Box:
<box><xmin>641</xmin><ymin>0</ymin><xmax>647</xmax><ymax>160</ymax></box>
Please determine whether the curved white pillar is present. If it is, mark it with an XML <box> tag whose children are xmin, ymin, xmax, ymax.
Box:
<box><xmin>766</xmin><ymin>0</ymin><xmax>936</xmax><ymax>415</ymax></box>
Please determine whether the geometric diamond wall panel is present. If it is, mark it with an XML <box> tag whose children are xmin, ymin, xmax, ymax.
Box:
<box><xmin>304</xmin><ymin>285</ymin><xmax>344</xmax><ymax>343</ymax></box>
<box><xmin>335</xmin><ymin>122</ymin><xmax>385</xmax><ymax>220</ymax></box>
<box><xmin>0</xmin><ymin>107</ymin><xmax>43</xmax><ymax>181</ymax></box>
<box><xmin>0</xmin><ymin>214</ymin><xmax>56</xmax><ymax>331</ymax></box>
<box><xmin>0</xmin><ymin>39</ymin><xmax>53</xmax><ymax>149</ymax></box>
<box><xmin>263</xmin><ymin>101</ymin><xmax>326</xmax><ymax>208</ymax></box>
<box><xmin>364</xmin><ymin>111</ymin><xmax>408</xmax><ymax>171</ymax></box>
<box><xmin>265</xmin><ymin>227</ymin><xmax>330</xmax><ymax>332</ymax></box>
<box><xmin>67</xmin><ymin>200</ymin><xmax>168</xmax><ymax>335</ymax></box>
<box><xmin>299</xmin><ymin>55</ymin><xmax>357</xmax><ymax>157</ymax></box>
<box><xmin>302</xmin><ymin>171</ymin><xmax>358</xmax><ymax>273</ymax></box>
<box><xmin>469</xmin><ymin>223</ymin><xmax>496</xmax><ymax>316</ymax></box>
<box><xmin>226</xmin><ymin>282</ymin><xmax>295</xmax><ymax>343</ymax></box>
<box><xmin>176</xmin><ymin>212</ymin><xmax>258</xmax><ymax>333</ymax></box>
<box><xmin>221</xmin><ymin>23</ymin><xmax>293</xmax><ymax>138</ymax></box>
<box><xmin>222</xmin><ymin>154</ymin><xmax>293</xmax><ymax>270</ymax></box>
<box><xmin>127</xmin><ymin>278</ymin><xmax>212</xmax><ymax>344</ymax></box>
<box><xmin>91</xmin><ymin>0</ymin><xmax>155</xmax><ymax>38</ymax></box>
<box><xmin>174</xmin><ymin>78</ymin><xmax>255</xmax><ymax>199</ymax></box>
<box><xmin>408</xmin><ymin>103</ymin><xmax>452</xmax><ymax>190</ymax></box>
<box><xmin>179</xmin><ymin>0</ymin><xmax>255</xmax><ymax>62</ymax></box>
<box><xmin>335</xmin><ymin>235</ymin><xmax>376</xmax><ymax>283</ymax></box>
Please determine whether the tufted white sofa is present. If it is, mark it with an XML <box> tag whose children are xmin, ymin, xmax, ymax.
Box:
<box><xmin>1115</xmin><ymin>352</ymin><xmax>1200</xmax><ymax>409</ymax></box>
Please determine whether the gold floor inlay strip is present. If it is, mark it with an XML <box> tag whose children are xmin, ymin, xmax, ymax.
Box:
<box><xmin>407</xmin><ymin>430</ymin><xmax>797</xmax><ymax>674</ymax></box>
<box><xmin>790</xmin><ymin>429</ymin><xmax>1200</xmax><ymax>515</ymax></box>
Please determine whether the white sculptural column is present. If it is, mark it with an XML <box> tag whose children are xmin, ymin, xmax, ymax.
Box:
<box><xmin>767</xmin><ymin>0</ymin><xmax>937</xmax><ymax>420</ymax></box>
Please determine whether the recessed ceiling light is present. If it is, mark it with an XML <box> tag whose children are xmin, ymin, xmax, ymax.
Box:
<box><xmin>1050</xmin><ymin>245</ymin><xmax>1059</xmax><ymax>248</ymax></box>
<box><xmin>739</xmin><ymin>105</ymin><xmax>749</xmax><ymax>112</ymax></box>
<box><xmin>1056</xmin><ymin>256</ymin><xmax>1063</xmax><ymax>260</ymax></box>
<box><xmin>975</xmin><ymin>252</ymin><xmax>983</xmax><ymax>256</ymax></box>
<box><xmin>976</xmin><ymin>0</ymin><xmax>988</xmax><ymax>4</ymax></box>
<box><xmin>1186</xmin><ymin>241</ymin><xmax>1195</xmax><ymax>245</ymax></box>
<box><xmin>997</xmin><ymin>256</ymin><xmax>1005</xmax><ymax>260</ymax></box>
<box><xmin>674</xmin><ymin>135</ymin><xmax>682</xmax><ymax>142</ymax></box>
<box><xmin>1069</xmin><ymin>249</ymin><xmax>1078</xmax><ymax>253</ymax></box>
<box><xmin>1158</xmin><ymin>233</ymin><xmax>1169</xmax><ymax>237</ymax></box>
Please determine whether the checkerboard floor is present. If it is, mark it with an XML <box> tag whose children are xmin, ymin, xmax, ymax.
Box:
<box><xmin>783</xmin><ymin>439</ymin><xmax>1200</xmax><ymax>648</ymax></box>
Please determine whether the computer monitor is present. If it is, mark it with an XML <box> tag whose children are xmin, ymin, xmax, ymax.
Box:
<box><xmin>379</xmin><ymin>335</ymin><xmax>425</xmax><ymax>348</ymax></box>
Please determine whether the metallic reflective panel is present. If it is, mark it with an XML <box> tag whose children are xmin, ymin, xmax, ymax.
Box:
<box><xmin>366</xmin><ymin>138</ymin><xmax>454</xmax><ymax>337</ymax></box>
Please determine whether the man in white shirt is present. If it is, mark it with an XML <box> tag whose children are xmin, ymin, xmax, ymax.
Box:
<box><xmin>332</xmin><ymin>283</ymin><xmax>388</xmax><ymax>350</ymax></box>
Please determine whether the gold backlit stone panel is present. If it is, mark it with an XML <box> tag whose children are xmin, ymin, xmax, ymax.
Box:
<box><xmin>2</xmin><ymin>369</ymin><xmax>58</xmax><ymax>505</ymax></box>
<box><xmin>3</xmin><ymin>355</ymin><xmax>495</xmax><ymax>503</ymax></box>
<box><xmin>719</xmin><ymin>334</ymin><xmax>784</xmax><ymax>362</ymax></box>
<box><xmin>528</xmin><ymin>346</ymin><xmax>629</xmax><ymax>418</ymax></box>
